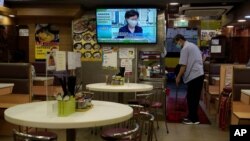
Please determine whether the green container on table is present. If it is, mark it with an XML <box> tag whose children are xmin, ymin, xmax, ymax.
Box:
<box><xmin>58</xmin><ymin>96</ymin><xmax>75</xmax><ymax>117</ymax></box>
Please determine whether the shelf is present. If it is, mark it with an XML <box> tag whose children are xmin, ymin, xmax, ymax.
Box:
<box><xmin>141</xmin><ymin>59</ymin><xmax>161</xmax><ymax>61</ymax></box>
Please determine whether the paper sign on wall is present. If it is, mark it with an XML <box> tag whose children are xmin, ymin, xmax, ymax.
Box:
<box><xmin>68</xmin><ymin>52</ymin><xmax>76</xmax><ymax>70</ymax></box>
<box><xmin>19</xmin><ymin>29</ymin><xmax>29</xmax><ymax>37</ymax></box>
<box><xmin>75</xmin><ymin>52</ymin><xmax>82</xmax><ymax>68</ymax></box>
<box><xmin>119</xmin><ymin>48</ymin><xmax>135</xmax><ymax>59</ymax></box>
<box><xmin>46</xmin><ymin>51</ymin><xmax>56</xmax><ymax>71</ymax></box>
<box><xmin>102</xmin><ymin>47</ymin><xmax>118</xmax><ymax>69</ymax></box>
<box><xmin>121</xmin><ymin>59</ymin><xmax>133</xmax><ymax>73</ymax></box>
<box><xmin>55</xmin><ymin>51</ymin><xmax>66</xmax><ymax>71</ymax></box>
<box><xmin>211</xmin><ymin>45</ymin><xmax>221</xmax><ymax>53</ymax></box>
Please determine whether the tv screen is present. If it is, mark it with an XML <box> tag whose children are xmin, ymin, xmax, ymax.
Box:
<box><xmin>96</xmin><ymin>8</ymin><xmax>157</xmax><ymax>44</ymax></box>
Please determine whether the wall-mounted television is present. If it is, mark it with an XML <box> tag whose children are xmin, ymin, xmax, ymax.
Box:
<box><xmin>96</xmin><ymin>8</ymin><xmax>157</xmax><ymax>44</ymax></box>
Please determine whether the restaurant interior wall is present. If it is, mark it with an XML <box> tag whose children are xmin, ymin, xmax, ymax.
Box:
<box><xmin>219</xmin><ymin>0</ymin><xmax>250</xmax><ymax>63</ymax></box>
<box><xmin>15</xmin><ymin>18</ymin><xmax>73</xmax><ymax>62</ymax></box>
<box><xmin>221</xmin><ymin>27</ymin><xmax>250</xmax><ymax>64</ymax></box>
<box><xmin>12</xmin><ymin>5</ymin><xmax>81</xmax><ymax>62</ymax></box>
<box><xmin>0</xmin><ymin>15</ymin><xmax>17</xmax><ymax>62</ymax></box>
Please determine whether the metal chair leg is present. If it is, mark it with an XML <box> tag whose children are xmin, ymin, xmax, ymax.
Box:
<box><xmin>165</xmin><ymin>120</ymin><xmax>169</xmax><ymax>134</ymax></box>
<box><xmin>153</xmin><ymin>123</ymin><xmax>158</xmax><ymax>141</ymax></box>
<box><xmin>155</xmin><ymin>108</ymin><xmax>160</xmax><ymax>129</ymax></box>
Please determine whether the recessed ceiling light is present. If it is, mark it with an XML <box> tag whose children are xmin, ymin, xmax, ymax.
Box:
<box><xmin>227</xmin><ymin>25</ymin><xmax>234</xmax><ymax>28</ymax></box>
<box><xmin>9</xmin><ymin>14</ymin><xmax>15</xmax><ymax>17</ymax></box>
<box><xmin>169</xmin><ymin>2</ymin><xmax>179</xmax><ymax>6</ymax></box>
<box><xmin>245</xmin><ymin>15</ymin><xmax>250</xmax><ymax>19</ymax></box>
<box><xmin>238</xmin><ymin>19</ymin><xmax>246</xmax><ymax>22</ymax></box>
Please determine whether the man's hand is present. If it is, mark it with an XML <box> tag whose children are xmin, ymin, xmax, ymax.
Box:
<box><xmin>176</xmin><ymin>76</ymin><xmax>180</xmax><ymax>87</ymax></box>
<box><xmin>175</xmin><ymin>65</ymin><xmax>186</xmax><ymax>87</ymax></box>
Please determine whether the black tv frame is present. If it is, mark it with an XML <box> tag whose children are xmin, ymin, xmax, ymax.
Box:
<box><xmin>96</xmin><ymin>8</ymin><xmax>158</xmax><ymax>44</ymax></box>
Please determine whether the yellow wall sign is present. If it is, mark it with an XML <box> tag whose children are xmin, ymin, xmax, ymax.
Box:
<box><xmin>201</xmin><ymin>20</ymin><xmax>221</xmax><ymax>30</ymax></box>
<box><xmin>35</xmin><ymin>24</ymin><xmax>59</xmax><ymax>60</ymax></box>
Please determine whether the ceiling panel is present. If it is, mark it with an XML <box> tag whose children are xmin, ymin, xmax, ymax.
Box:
<box><xmin>5</xmin><ymin>0</ymin><xmax>246</xmax><ymax>9</ymax></box>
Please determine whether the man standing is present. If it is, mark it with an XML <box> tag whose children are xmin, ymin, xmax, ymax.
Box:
<box><xmin>174</xmin><ymin>34</ymin><xmax>204</xmax><ymax>124</ymax></box>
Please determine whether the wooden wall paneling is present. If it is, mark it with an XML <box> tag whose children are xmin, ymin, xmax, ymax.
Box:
<box><xmin>0</xmin><ymin>25</ymin><xmax>18</xmax><ymax>62</ymax></box>
<box><xmin>18</xmin><ymin>25</ymin><xmax>29</xmax><ymax>62</ymax></box>
<box><xmin>16</xmin><ymin>17</ymin><xmax>73</xmax><ymax>62</ymax></box>
<box><xmin>14</xmin><ymin>5</ymin><xmax>81</xmax><ymax>17</ymax></box>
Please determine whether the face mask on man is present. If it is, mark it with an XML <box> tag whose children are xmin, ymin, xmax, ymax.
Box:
<box><xmin>127</xmin><ymin>19</ymin><xmax>138</xmax><ymax>27</ymax></box>
<box><xmin>176</xmin><ymin>42</ymin><xmax>182</xmax><ymax>49</ymax></box>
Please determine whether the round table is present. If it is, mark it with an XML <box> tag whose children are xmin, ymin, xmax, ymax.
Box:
<box><xmin>86</xmin><ymin>83</ymin><xmax>153</xmax><ymax>103</ymax></box>
<box><xmin>86</xmin><ymin>83</ymin><xmax>153</xmax><ymax>93</ymax></box>
<box><xmin>4</xmin><ymin>100</ymin><xmax>133</xmax><ymax>141</ymax></box>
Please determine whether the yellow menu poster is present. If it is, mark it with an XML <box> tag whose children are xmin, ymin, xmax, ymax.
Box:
<box><xmin>35</xmin><ymin>24</ymin><xmax>59</xmax><ymax>60</ymax></box>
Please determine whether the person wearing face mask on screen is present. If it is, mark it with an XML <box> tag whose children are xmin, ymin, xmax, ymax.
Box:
<box><xmin>117</xmin><ymin>10</ymin><xmax>143</xmax><ymax>38</ymax></box>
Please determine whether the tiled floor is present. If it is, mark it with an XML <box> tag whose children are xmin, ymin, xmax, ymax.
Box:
<box><xmin>0</xmin><ymin>121</ymin><xmax>229</xmax><ymax>141</ymax></box>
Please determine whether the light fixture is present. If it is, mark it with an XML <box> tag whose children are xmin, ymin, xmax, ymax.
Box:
<box><xmin>169</xmin><ymin>2</ymin><xmax>179</xmax><ymax>6</ymax></box>
<box><xmin>238</xmin><ymin>19</ymin><xmax>246</xmax><ymax>22</ymax></box>
<box><xmin>179</xmin><ymin>14</ymin><xmax>186</xmax><ymax>22</ymax></box>
<box><xmin>0</xmin><ymin>15</ymin><xmax>3</xmax><ymax>19</ymax></box>
<box><xmin>245</xmin><ymin>15</ymin><xmax>250</xmax><ymax>19</ymax></box>
<box><xmin>227</xmin><ymin>25</ymin><xmax>234</xmax><ymax>28</ymax></box>
<box><xmin>180</xmin><ymin>19</ymin><xmax>186</xmax><ymax>22</ymax></box>
<box><xmin>9</xmin><ymin>14</ymin><xmax>15</xmax><ymax>17</ymax></box>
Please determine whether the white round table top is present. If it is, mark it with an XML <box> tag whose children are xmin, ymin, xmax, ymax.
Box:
<box><xmin>0</xmin><ymin>83</ymin><xmax>14</xmax><ymax>88</ymax></box>
<box><xmin>86</xmin><ymin>83</ymin><xmax>153</xmax><ymax>93</ymax></box>
<box><xmin>4</xmin><ymin>100</ymin><xmax>133</xmax><ymax>129</ymax></box>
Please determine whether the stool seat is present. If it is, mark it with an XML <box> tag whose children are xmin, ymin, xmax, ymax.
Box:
<box><xmin>29</xmin><ymin>131</ymin><xmax>57</xmax><ymax>139</ymax></box>
<box><xmin>101</xmin><ymin>128</ymin><xmax>130</xmax><ymax>141</ymax></box>
<box><xmin>151</xmin><ymin>102</ymin><xmax>162</xmax><ymax>108</ymax></box>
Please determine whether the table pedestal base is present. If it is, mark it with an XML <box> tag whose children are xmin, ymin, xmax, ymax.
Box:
<box><xmin>66</xmin><ymin>129</ymin><xmax>76</xmax><ymax>141</ymax></box>
<box><xmin>118</xmin><ymin>92</ymin><xmax>124</xmax><ymax>103</ymax></box>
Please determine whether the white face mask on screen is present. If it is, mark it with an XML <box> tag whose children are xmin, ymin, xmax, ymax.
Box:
<box><xmin>127</xmin><ymin>19</ymin><xmax>138</xmax><ymax>27</ymax></box>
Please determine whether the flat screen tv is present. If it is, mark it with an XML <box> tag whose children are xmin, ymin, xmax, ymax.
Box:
<box><xmin>96</xmin><ymin>8</ymin><xmax>157</xmax><ymax>44</ymax></box>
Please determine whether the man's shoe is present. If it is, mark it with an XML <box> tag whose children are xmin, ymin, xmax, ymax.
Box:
<box><xmin>193</xmin><ymin>121</ymin><xmax>200</xmax><ymax>125</ymax></box>
<box><xmin>182</xmin><ymin>119</ymin><xmax>200</xmax><ymax>125</ymax></box>
<box><xmin>182</xmin><ymin>119</ymin><xmax>193</xmax><ymax>125</ymax></box>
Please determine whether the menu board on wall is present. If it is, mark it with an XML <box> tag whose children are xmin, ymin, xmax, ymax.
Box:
<box><xmin>72</xmin><ymin>17</ymin><xmax>102</xmax><ymax>62</ymax></box>
<box><xmin>102</xmin><ymin>47</ymin><xmax>118</xmax><ymax>70</ymax></box>
<box><xmin>200</xmin><ymin>20</ymin><xmax>221</xmax><ymax>47</ymax></box>
<box><xmin>35</xmin><ymin>24</ymin><xmax>59</xmax><ymax>60</ymax></box>
<box><xmin>201</xmin><ymin>30</ymin><xmax>217</xmax><ymax>41</ymax></box>
<box><xmin>201</xmin><ymin>20</ymin><xmax>221</xmax><ymax>30</ymax></box>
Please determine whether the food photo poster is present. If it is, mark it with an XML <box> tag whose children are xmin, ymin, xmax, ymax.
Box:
<box><xmin>72</xmin><ymin>17</ymin><xmax>102</xmax><ymax>62</ymax></box>
<box><xmin>35</xmin><ymin>24</ymin><xmax>59</xmax><ymax>60</ymax></box>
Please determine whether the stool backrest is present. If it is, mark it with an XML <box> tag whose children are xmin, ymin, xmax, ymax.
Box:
<box><xmin>138</xmin><ymin>112</ymin><xmax>155</xmax><ymax>141</ymax></box>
